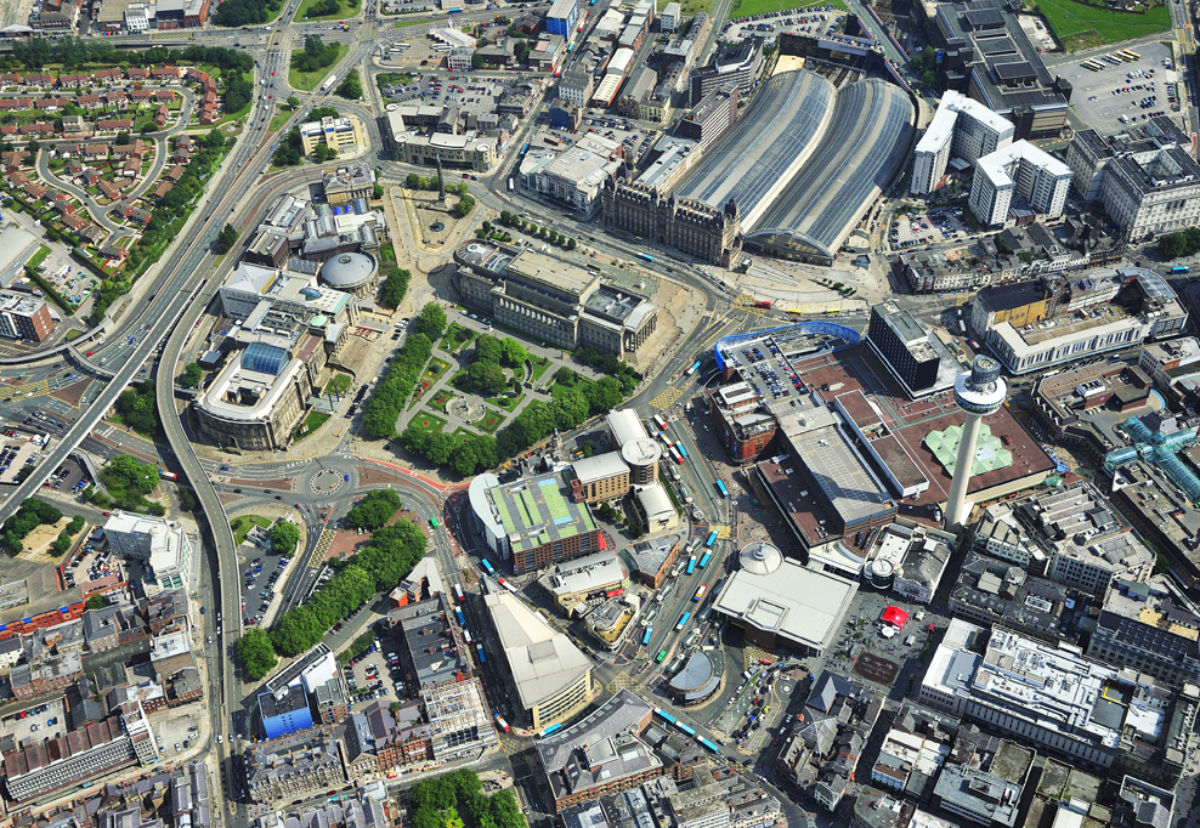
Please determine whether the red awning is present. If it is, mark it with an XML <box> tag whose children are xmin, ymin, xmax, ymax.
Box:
<box><xmin>882</xmin><ymin>606</ymin><xmax>909</xmax><ymax>628</ymax></box>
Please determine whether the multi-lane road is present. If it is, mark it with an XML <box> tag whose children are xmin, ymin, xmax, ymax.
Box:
<box><xmin>0</xmin><ymin>2</ymin><xmax>925</xmax><ymax>824</ymax></box>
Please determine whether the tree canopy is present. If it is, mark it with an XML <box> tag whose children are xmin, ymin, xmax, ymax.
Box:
<box><xmin>380</xmin><ymin>268</ymin><xmax>410</xmax><ymax>309</ymax></box>
<box><xmin>214</xmin><ymin>223</ymin><xmax>240</xmax><ymax>255</ymax></box>
<box><xmin>1159</xmin><ymin>227</ymin><xmax>1200</xmax><ymax>259</ymax></box>
<box><xmin>344</xmin><ymin>489</ymin><xmax>403</xmax><ymax>531</ymax></box>
<box><xmin>336</xmin><ymin>69</ymin><xmax>364</xmax><ymax>100</ymax></box>
<box><xmin>181</xmin><ymin>363</ymin><xmax>204</xmax><ymax>389</ymax></box>
<box><xmin>270</xmin><ymin>521</ymin><xmax>301</xmax><ymax>556</ymax></box>
<box><xmin>102</xmin><ymin>455</ymin><xmax>160</xmax><ymax>497</ymax></box>
<box><xmin>410</xmin><ymin>770</ymin><xmax>526</xmax><ymax>828</ymax></box>
<box><xmin>2</xmin><ymin>498</ymin><xmax>63</xmax><ymax>556</ymax></box>
<box><xmin>412</xmin><ymin>303</ymin><xmax>448</xmax><ymax>340</ymax></box>
<box><xmin>236</xmin><ymin>629</ymin><xmax>278</xmax><ymax>680</ymax></box>
<box><xmin>362</xmin><ymin>332</ymin><xmax>433</xmax><ymax>439</ymax></box>
<box><xmin>268</xmin><ymin>520</ymin><xmax>427</xmax><ymax>656</ymax></box>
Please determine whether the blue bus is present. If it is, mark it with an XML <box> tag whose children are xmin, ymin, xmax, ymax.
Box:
<box><xmin>686</xmin><ymin>555</ymin><xmax>697</xmax><ymax>575</ymax></box>
<box><xmin>539</xmin><ymin>723</ymin><xmax>563</xmax><ymax>738</ymax></box>
<box><xmin>642</xmin><ymin>626</ymin><xmax>653</xmax><ymax>646</ymax></box>
<box><xmin>476</xmin><ymin>644</ymin><xmax>486</xmax><ymax>663</ymax></box>
<box><xmin>481</xmin><ymin>559</ymin><xmax>495</xmax><ymax>575</ymax></box>
<box><xmin>677</xmin><ymin>444</ymin><xmax>688</xmax><ymax>460</ymax></box>
<box><xmin>639</xmin><ymin>253</ymin><xmax>654</xmax><ymax>263</ymax></box>
<box><xmin>1171</xmin><ymin>265</ymin><xmax>1191</xmax><ymax>273</ymax></box>
<box><xmin>676</xmin><ymin>722</ymin><xmax>697</xmax><ymax>737</ymax></box>
<box><xmin>455</xmin><ymin>608</ymin><xmax>465</xmax><ymax>626</ymax></box>
<box><xmin>705</xmin><ymin>531</ymin><xmax>718</xmax><ymax>548</ymax></box>
<box><xmin>676</xmin><ymin>611</ymin><xmax>691</xmax><ymax>631</ymax></box>
<box><xmin>447</xmin><ymin>6</ymin><xmax>463</xmax><ymax>12</ymax></box>
<box><xmin>697</xmin><ymin>736</ymin><xmax>720</xmax><ymax>753</ymax></box>
<box><xmin>715</xmin><ymin>480</ymin><xmax>729</xmax><ymax>499</ymax></box>
<box><xmin>698</xmin><ymin>551</ymin><xmax>712</xmax><ymax>569</ymax></box>
<box><xmin>519</xmin><ymin>142</ymin><xmax>530</xmax><ymax>157</ymax></box>
<box><xmin>655</xmin><ymin>708</ymin><xmax>677</xmax><ymax>725</ymax></box>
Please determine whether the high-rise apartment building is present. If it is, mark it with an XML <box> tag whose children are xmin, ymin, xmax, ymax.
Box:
<box><xmin>911</xmin><ymin>90</ymin><xmax>1014</xmax><ymax>195</ymax></box>
<box><xmin>968</xmin><ymin>140</ymin><xmax>1071</xmax><ymax>226</ymax></box>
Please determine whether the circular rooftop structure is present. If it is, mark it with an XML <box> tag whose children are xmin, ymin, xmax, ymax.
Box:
<box><xmin>622</xmin><ymin>438</ymin><xmax>663</xmax><ymax>484</ymax></box>
<box><xmin>739</xmin><ymin>542</ymin><xmax>783</xmax><ymax>576</ymax></box>
<box><xmin>320</xmin><ymin>252</ymin><xmax>377</xmax><ymax>291</ymax></box>
<box><xmin>666</xmin><ymin>651</ymin><xmax>721</xmax><ymax>705</ymax></box>
<box><xmin>955</xmin><ymin>354</ymin><xmax>1007</xmax><ymax>415</ymax></box>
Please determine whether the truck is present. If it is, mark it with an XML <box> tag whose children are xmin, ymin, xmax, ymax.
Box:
<box><xmin>754</xmin><ymin>300</ymin><xmax>772</xmax><ymax>308</ymax></box>
<box><xmin>159</xmin><ymin>470</ymin><xmax>178</xmax><ymax>482</ymax></box>
<box><xmin>320</xmin><ymin>75</ymin><xmax>339</xmax><ymax>93</ymax></box>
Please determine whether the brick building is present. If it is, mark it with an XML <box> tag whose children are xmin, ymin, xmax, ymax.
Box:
<box><xmin>601</xmin><ymin>176</ymin><xmax>742</xmax><ymax>267</ymax></box>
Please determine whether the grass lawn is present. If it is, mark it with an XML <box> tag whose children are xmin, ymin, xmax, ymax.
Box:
<box><xmin>294</xmin><ymin>410</ymin><xmax>331</xmax><ymax>441</ymax></box>
<box><xmin>718</xmin><ymin>0</ymin><xmax>845</xmax><ymax>16</ymax></box>
<box><xmin>395</xmin><ymin>16</ymin><xmax>434</xmax><ymax>27</ymax></box>
<box><xmin>269</xmin><ymin>112</ymin><xmax>288</xmax><ymax>131</ymax></box>
<box><xmin>429</xmin><ymin>390</ymin><xmax>456</xmax><ymax>412</ymax></box>
<box><xmin>409</xmin><ymin>411</ymin><xmax>448</xmax><ymax>434</ymax></box>
<box><xmin>297</xmin><ymin>0</ymin><xmax>357</xmax><ymax>21</ymax></box>
<box><xmin>323</xmin><ymin>373</ymin><xmax>352</xmax><ymax>396</ymax></box>
<box><xmin>530</xmin><ymin>356</ymin><xmax>553</xmax><ymax>383</ymax></box>
<box><xmin>215</xmin><ymin>72</ymin><xmax>255</xmax><ymax>125</ymax></box>
<box><xmin>441</xmin><ymin>323</ymin><xmax>477</xmax><ymax>353</ymax></box>
<box><xmin>231</xmin><ymin>514</ymin><xmax>271</xmax><ymax>546</ymax></box>
<box><xmin>473</xmin><ymin>408</ymin><xmax>506</xmax><ymax>433</ymax></box>
<box><xmin>449</xmin><ymin>427</ymin><xmax>477</xmax><ymax>446</ymax></box>
<box><xmin>1035</xmin><ymin>0</ymin><xmax>1171</xmax><ymax>50</ymax></box>
<box><xmin>64</xmin><ymin>329</ymin><xmax>84</xmax><ymax>342</ymax></box>
<box><xmin>549</xmin><ymin>368</ymin><xmax>592</xmax><ymax>399</ymax></box>
<box><xmin>485</xmin><ymin>391</ymin><xmax>524</xmax><ymax>411</ymax></box>
<box><xmin>289</xmin><ymin>43</ymin><xmax>349</xmax><ymax>91</ymax></box>
<box><xmin>28</xmin><ymin>245</ymin><xmax>51</xmax><ymax>271</ymax></box>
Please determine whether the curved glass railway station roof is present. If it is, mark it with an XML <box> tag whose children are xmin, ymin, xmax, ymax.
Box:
<box><xmin>674</xmin><ymin>70</ymin><xmax>836</xmax><ymax>227</ymax></box>
<box><xmin>676</xmin><ymin>70</ymin><xmax>915</xmax><ymax>261</ymax></box>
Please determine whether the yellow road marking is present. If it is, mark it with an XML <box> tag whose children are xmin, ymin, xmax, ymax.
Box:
<box><xmin>0</xmin><ymin>378</ymin><xmax>50</xmax><ymax>402</ymax></box>
<box><xmin>309</xmin><ymin>529</ymin><xmax>336</xmax><ymax>569</ymax></box>
<box><xmin>733</xmin><ymin>293</ymin><xmax>766</xmax><ymax>317</ymax></box>
<box><xmin>650</xmin><ymin>386</ymin><xmax>683</xmax><ymax>411</ymax></box>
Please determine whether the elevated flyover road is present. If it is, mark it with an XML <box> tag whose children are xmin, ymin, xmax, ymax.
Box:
<box><xmin>0</xmin><ymin>87</ymin><xmax>281</xmax><ymax>522</ymax></box>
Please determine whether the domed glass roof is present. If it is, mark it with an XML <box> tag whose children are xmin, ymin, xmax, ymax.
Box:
<box><xmin>739</xmin><ymin>542</ymin><xmax>783</xmax><ymax>575</ymax></box>
<box><xmin>243</xmin><ymin>342</ymin><xmax>288</xmax><ymax>376</ymax></box>
<box><xmin>320</xmin><ymin>252</ymin><xmax>375</xmax><ymax>288</ymax></box>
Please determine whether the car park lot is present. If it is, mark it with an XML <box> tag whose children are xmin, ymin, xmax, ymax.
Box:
<box><xmin>721</xmin><ymin>4</ymin><xmax>843</xmax><ymax>44</ymax></box>
<box><xmin>240</xmin><ymin>547</ymin><xmax>292</xmax><ymax>629</ymax></box>
<box><xmin>344</xmin><ymin>627</ymin><xmax>407</xmax><ymax>708</ymax></box>
<box><xmin>1055</xmin><ymin>40</ymin><xmax>1178</xmax><ymax>135</ymax></box>
<box><xmin>891</xmin><ymin>207</ymin><xmax>971</xmax><ymax>248</ymax></box>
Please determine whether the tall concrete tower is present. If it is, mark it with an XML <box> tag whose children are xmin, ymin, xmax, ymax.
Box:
<box><xmin>945</xmin><ymin>355</ymin><xmax>1007</xmax><ymax>532</ymax></box>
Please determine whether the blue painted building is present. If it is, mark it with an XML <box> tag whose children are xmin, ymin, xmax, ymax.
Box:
<box><xmin>546</xmin><ymin>0</ymin><xmax>578</xmax><ymax>38</ymax></box>
<box><xmin>259</xmin><ymin>686</ymin><xmax>314</xmax><ymax>740</ymax></box>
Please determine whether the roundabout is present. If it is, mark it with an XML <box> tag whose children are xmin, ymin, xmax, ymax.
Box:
<box><xmin>310</xmin><ymin>468</ymin><xmax>347</xmax><ymax>495</ymax></box>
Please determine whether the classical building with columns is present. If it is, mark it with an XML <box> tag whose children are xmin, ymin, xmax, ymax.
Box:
<box><xmin>453</xmin><ymin>240</ymin><xmax>658</xmax><ymax>356</ymax></box>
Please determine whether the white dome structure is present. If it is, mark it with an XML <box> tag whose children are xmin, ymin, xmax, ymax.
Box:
<box><xmin>739</xmin><ymin>542</ymin><xmax>783</xmax><ymax>575</ymax></box>
<box><xmin>319</xmin><ymin>252</ymin><xmax>378</xmax><ymax>296</ymax></box>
